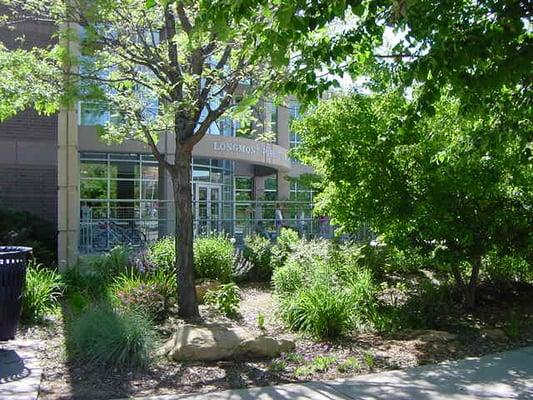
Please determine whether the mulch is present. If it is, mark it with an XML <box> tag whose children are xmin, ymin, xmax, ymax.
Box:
<box><xmin>20</xmin><ymin>282</ymin><xmax>533</xmax><ymax>400</ymax></box>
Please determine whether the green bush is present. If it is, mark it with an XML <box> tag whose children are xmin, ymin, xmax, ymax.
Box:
<box><xmin>483</xmin><ymin>251</ymin><xmax>532</xmax><ymax>285</ymax></box>
<box><xmin>69</xmin><ymin>305</ymin><xmax>157</xmax><ymax>368</ymax></box>
<box><xmin>280</xmin><ymin>283</ymin><xmax>352</xmax><ymax>339</ymax></box>
<box><xmin>194</xmin><ymin>234</ymin><xmax>235</xmax><ymax>282</ymax></box>
<box><xmin>22</xmin><ymin>262</ymin><xmax>63</xmax><ymax>323</ymax></box>
<box><xmin>273</xmin><ymin>240</ymin><xmax>381</xmax><ymax>338</ymax></box>
<box><xmin>401</xmin><ymin>279</ymin><xmax>455</xmax><ymax>329</ymax></box>
<box><xmin>243</xmin><ymin>235</ymin><xmax>273</xmax><ymax>281</ymax></box>
<box><xmin>63</xmin><ymin>265</ymin><xmax>109</xmax><ymax>300</ymax></box>
<box><xmin>204</xmin><ymin>282</ymin><xmax>240</xmax><ymax>317</ymax></box>
<box><xmin>272</xmin><ymin>259</ymin><xmax>307</xmax><ymax>295</ymax></box>
<box><xmin>147</xmin><ymin>237</ymin><xmax>175</xmax><ymax>272</ymax></box>
<box><xmin>111</xmin><ymin>270</ymin><xmax>175</xmax><ymax>321</ymax></box>
<box><xmin>88</xmin><ymin>246</ymin><xmax>132</xmax><ymax>280</ymax></box>
<box><xmin>66</xmin><ymin>291</ymin><xmax>91</xmax><ymax>315</ymax></box>
<box><xmin>271</xmin><ymin>227</ymin><xmax>300</xmax><ymax>269</ymax></box>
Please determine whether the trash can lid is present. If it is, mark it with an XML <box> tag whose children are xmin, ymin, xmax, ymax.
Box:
<box><xmin>0</xmin><ymin>246</ymin><xmax>33</xmax><ymax>256</ymax></box>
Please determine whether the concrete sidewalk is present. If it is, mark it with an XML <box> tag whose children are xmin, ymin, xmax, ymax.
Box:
<box><xmin>135</xmin><ymin>346</ymin><xmax>533</xmax><ymax>400</ymax></box>
<box><xmin>0</xmin><ymin>339</ymin><xmax>42</xmax><ymax>400</ymax></box>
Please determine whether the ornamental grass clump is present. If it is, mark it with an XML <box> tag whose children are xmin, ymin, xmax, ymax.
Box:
<box><xmin>111</xmin><ymin>269</ymin><xmax>175</xmax><ymax>321</ymax></box>
<box><xmin>22</xmin><ymin>261</ymin><xmax>63</xmax><ymax>323</ymax></box>
<box><xmin>69</xmin><ymin>305</ymin><xmax>157</xmax><ymax>369</ymax></box>
<box><xmin>280</xmin><ymin>283</ymin><xmax>352</xmax><ymax>339</ymax></box>
<box><xmin>274</xmin><ymin>241</ymin><xmax>380</xmax><ymax>339</ymax></box>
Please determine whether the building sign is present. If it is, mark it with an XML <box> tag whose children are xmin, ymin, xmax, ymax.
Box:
<box><xmin>213</xmin><ymin>141</ymin><xmax>288</xmax><ymax>161</ymax></box>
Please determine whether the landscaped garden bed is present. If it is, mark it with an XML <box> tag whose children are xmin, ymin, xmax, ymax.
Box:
<box><xmin>16</xmin><ymin>232</ymin><xmax>533</xmax><ymax>400</ymax></box>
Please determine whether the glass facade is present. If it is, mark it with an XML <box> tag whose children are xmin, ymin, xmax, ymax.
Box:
<box><xmin>234</xmin><ymin>176</ymin><xmax>253</xmax><ymax>235</ymax></box>
<box><xmin>79</xmin><ymin>152</ymin><xmax>234</xmax><ymax>252</ymax></box>
<box><xmin>79</xmin><ymin>152</ymin><xmax>160</xmax><ymax>252</ymax></box>
<box><xmin>289</xmin><ymin>101</ymin><xmax>301</xmax><ymax>149</ymax></box>
<box><xmin>192</xmin><ymin>158</ymin><xmax>234</xmax><ymax>235</ymax></box>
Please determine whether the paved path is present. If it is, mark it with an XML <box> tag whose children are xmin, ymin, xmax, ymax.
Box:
<box><xmin>0</xmin><ymin>339</ymin><xmax>42</xmax><ymax>400</ymax></box>
<box><xmin>134</xmin><ymin>346</ymin><xmax>533</xmax><ymax>400</ymax></box>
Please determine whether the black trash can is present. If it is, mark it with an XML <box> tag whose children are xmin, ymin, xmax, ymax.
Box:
<box><xmin>0</xmin><ymin>246</ymin><xmax>32</xmax><ymax>341</ymax></box>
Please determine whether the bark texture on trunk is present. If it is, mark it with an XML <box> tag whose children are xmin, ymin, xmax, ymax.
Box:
<box><xmin>465</xmin><ymin>255</ymin><xmax>481</xmax><ymax>309</ymax></box>
<box><xmin>172</xmin><ymin>150</ymin><xmax>199</xmax><ymax>318</ymax></box>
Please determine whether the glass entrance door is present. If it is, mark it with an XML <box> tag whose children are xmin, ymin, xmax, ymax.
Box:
<box><xmin>195</xmin><ymin>184</ymin><xmax>222</xmax><ymax>235</ymax></box>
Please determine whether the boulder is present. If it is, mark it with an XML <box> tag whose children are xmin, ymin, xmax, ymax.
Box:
<box><xmin>416</xmin><ymin>330</ymin><xmax>457</xmax><ymax>343</ymax></box>
<box><xmin>161</xmin><ymin>324</ymin><xmax>295</xmax><ymax>361</ymax></box>
<box><xmin>480</xmin><ymin>328</ymin><xmax>508</xmax><ymax>341</ymax></box>
<box><xmin>398</xmin><ymin>329</ymin><xmax>457</xmax><ymax>343</ymax></box>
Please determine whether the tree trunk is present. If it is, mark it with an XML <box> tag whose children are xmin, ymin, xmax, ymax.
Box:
<box><xmin>171</xmin><ymin>149</ymin><xmax>199</xmax><ymax>318</ymax></box>
<box><xmin>465</xmin><ymin>254</ymin><xmax>481</xmax><ymax>309</ymax></box>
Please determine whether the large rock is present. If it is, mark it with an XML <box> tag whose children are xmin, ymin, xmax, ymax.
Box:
<box><xmin>398</xmin><ymin>329</ymin><xmax>458</xmax><ymax>343</ymax></box>
<box><xmin>161</xmin><ymin>324</ymin><xmax>295</xmax><ymax>361</ymax></box>
<box><xmin>480</xmin><ymin>328</ymin><xmax>508</xmax><ymax>341</ymax></box>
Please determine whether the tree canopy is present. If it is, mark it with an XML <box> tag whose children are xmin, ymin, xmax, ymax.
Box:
<box><xmin>294</xmin><ymin>87</ymin><xmax>532</xmax><ymax>306</ymax></box>
<box><xmin>0</xmin><ymin>0</ymin><xmax>296</xmax><ymax>317</ymax></box>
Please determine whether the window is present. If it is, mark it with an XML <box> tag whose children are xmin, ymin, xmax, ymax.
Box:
<box><xmin>79</xmin><ymin>152</ymin><xmax>160</xmax><ymax>253</ymax></box>
<box><xmin>264</xmin><ymin>175</ymin><xmax>278</xmax><ymax>201</ymax></box>
<box><xmin>234</xmin><ymin>176</ymin><xmax>253</xmax><ymax>234</ymax></box>
<box><xmin>78</xmin><ymin>28</ymin><xmax>159</xmax><ymax>126</ymax></box>
<box><xmin>80</xmin><ymin>152</ymin><xmax>159</xmax><ymax>220</ymax></box>
<box><xmin>290</xmin><ymin>181</ymin><xmax>313</xmax><ymax>203</ymax></box>
<box><xmin>289</xmin><ymin>101</ymin><xmax>301</xmax><ymax>149</ymax></box>
<box><xmin>265</xmin><ymin>101</ymin><xmax>278</xmax><ymax>138</ymax></box>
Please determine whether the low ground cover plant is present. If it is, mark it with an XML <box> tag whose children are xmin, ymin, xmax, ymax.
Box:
<box><xmin>204</xmin><ymin>282</ymin><xmax>240</xmax><ymax>318</ymax></box>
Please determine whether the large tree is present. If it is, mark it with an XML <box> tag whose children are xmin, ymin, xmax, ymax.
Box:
<box><xmin>294</xmin><ymin>88</ymin><xmax>532</xmax><ymax>307</ymax></box>
<box><xmin>0</xmin><ymin>0</ymin><xmax>290</xmax><ymax>317</ymax></box>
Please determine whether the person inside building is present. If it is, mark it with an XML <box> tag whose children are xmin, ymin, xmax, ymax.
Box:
<box><xmin>275</xmin><ymin>203</ymin><xmax>284</xmax><ymax>235</ymax></box>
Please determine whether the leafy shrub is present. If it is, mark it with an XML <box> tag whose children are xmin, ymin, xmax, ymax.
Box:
<box><xmin>243</xmin><ymin>235</ymin><xmax>273</xmax><ymax>281</ymax></box>
<box><xmin>271</xmin><ymin>227</ymin><xmax>300</xmax><ymax>269</ymax></box>
<box><xmin>483</xmin><ymin>252</ymin><xmax>532</xmax><ymax>285</ymax></box>
<box><xmin>401</xmin><ymin>279</ymin><xmax>455</xmax><ymax>329</ymax></box>
<box><xmin>0</xmin><ymin>209</ymin><xmax>57</xmax><ymax>265</ymax></box>
<box><xmin>147</xmin><ymin>237</ymin><xmax>175</xmax><ymax>272</ymax></box>
<box><xmin>280</xmin><ymin>283</ymin><xmax>353</xmax><ymax>339</ymax></box>
<box><xmin>272</xmin><ymin>259</ymin><xmax>307</xmax><ymax>295</ymax></box>
<box><xmin>111</xmin><ymin>271</ymin><xmax>175</xmax><ymax>321</ymax></box>
<box><xmin>69</xmin><ymin>305</ymin><xmax>157</xmax><ymax>368</ymax></box>
<box><xmin>63</xmin><ymin>265</ymin><xmax>109</xmax><ymax>300</ymax></box>
<box><xmin>194</xmin><ymin>234</ymin><xmax>235</xmax><ymax>282</ymax></box>
<box><xmin>22</xmin><ymin>262</ymin><xmax>63</xmax><ymax>323</ymax></box>
<box><xmin>88</xmin><ymin>246</ymin><xmax>132</xmax><ymax>280</ymax></box>
<box><xmin>204</xmin><ymin>282</ymin><xmax>240</xmax><ymax>318</ymax></box>
<box><xmin>66</xmin><ymin>291</ymin><xmax>91</xmax><ymax>315</ymax></box>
